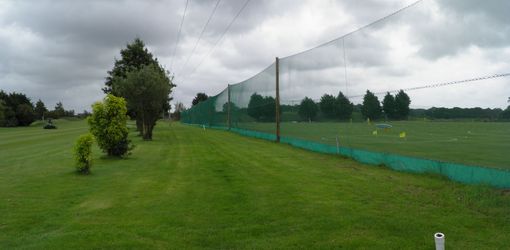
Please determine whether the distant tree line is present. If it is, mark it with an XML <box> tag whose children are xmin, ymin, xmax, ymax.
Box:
<box><xmin>293</xmin><ymin>90</ymin><xmax>412</xmax><ymax>121</ymax></box>
<box><xmin>0</xmin><ymin>90</ymin><xmax>76</xmax><ymax>127</ymax></box>
<box><xmin>241</xmin><ymin>90</ymin><xmax>410</xmax><ymax>122</ymax></box>
<box><xmin>42</xmin><ymin>101</ymin><xmax>76</xmax><ymax>119</ymax></box>
<box><xmin>214</xmin><ymin>91</ymin><xmax>509</xmax><ymax>123</ymax></box>
<box><xmin>413</xmin><ymin>106</ymin><xmax>510</xmax><ymax>120</ymax></box>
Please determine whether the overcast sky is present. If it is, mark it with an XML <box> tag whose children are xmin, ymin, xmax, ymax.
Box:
<box><xmin>0</xmin><ymin>0</ymin><xmax>509</xmax><ymax>112</ymax></box>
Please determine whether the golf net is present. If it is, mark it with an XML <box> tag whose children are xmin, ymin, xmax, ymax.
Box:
<box><xmin>181</xmin><ymin>0</ymin><xmax>510</xmax><ymax>187</ymax></box>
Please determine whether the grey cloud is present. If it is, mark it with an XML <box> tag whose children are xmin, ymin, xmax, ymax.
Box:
<box><xmin>0</xmin><ymin>0</ymin><xmax>285</xmax><ymax>111</ymax></box>
<box><xmin>408</xmin><ymin>0</ymin><xmax>510</xmax><ymax>60</ymax></box>
<box><xmin>1</xmin><ymin>0</ymin><xmax>508</xmax><ymax>112</ymax></box>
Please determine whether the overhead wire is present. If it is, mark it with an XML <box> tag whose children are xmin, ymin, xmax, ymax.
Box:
<box><xmin>176</xmin><ymin>0</ymin><xmax>222</xmax><ymax>78</ymax></box>
<box><xmin>181</xmin><ymin>0</ymin><xmax>423</xmax><ymax>90</ymax></box>
<box><xmin>347</xmin><ymin>73</ymin><xmax>510</xmax><ymax>99</ymax></box>
<box><xmin>280</xmin><ymin>0</ymin><xmax>424</xmax><ymax>60</ymax></box>
<box><xmin>178</xmin><ymin>0</ymin><xmax>252</xmax><ymax>84</ymax></box>
<box><xmin>284</xmin><ymin>72</ymin><xmax>510</xmax><ymax>104</ymax></box>
<box><xmin>170</xmin><ymin>0</ymin><xmax>190</xmax><ymax>73</ymax></box>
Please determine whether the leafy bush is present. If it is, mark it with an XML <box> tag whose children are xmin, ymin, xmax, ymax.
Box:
<box><xmin>73</xmin><ymin>134</ymin><xmax>94</xmax><ymax>174</ymax></box>
<box><xmin>87</xmin><ymin>94</ymin><xmax>132</xmax><ymax>157</ymax></box>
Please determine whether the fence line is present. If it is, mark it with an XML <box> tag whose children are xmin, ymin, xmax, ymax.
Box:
<box><xmin>181</xmin><ymin>0</ymin><xmax>510</xmax><ymax>188</ymax></box>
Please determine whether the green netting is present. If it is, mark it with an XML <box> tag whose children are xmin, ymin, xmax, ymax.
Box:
<box><xmin>281</xmin><ymin>136</ymin><xmax>510</xmax><ymax>188</ymax></box>
<box><xmin>181</xmin><ymin>0</ymin><xmax>510</xmax><ymax>188</ymax></box>
<box><xmin>229</xmin><ymin>63</ymin><xmax>277</xmax><ymax>134</ymax></box>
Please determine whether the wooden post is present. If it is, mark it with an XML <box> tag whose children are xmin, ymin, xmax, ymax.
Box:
<box><xmin>227</xmin><ymin>84</ymin><xmax>231</xmax><ymax>130</ymax></box>
<box><xmin>275</xmin><ymin>57</ymin><xmax>281</xmax><ymax>142</ymax></box>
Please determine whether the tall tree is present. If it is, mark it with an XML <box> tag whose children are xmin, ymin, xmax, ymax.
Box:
<box><xmin>298</xmin><ymin>97</ymin><xmax>318</xmax><ymax>122</ymax></box>
<box><xmin>261</xmin><ymin>96</ymin><xmax>276</xmax><ymax>121</ymax></box>
<box><xmin>222</xmin><ymin>102</ymin><xmax>239</xmax><ymax>113</ymax></box>
<box><xmin>16</xmin><ymin>104</ymin><xmax>35</xmax><ymax>126</ymax></box>
<box><xmin>105</xmin><ymin>38</ymin><xmax>175</xmax><ymax>133</ymax></box>
<box><xmin>247</xmin><ymin>93</ymin><xmax>277</xmax><ymax>122</ymax></box>
<box><xmin>5</xmin><ymin>92</ymin><xmax>32</xmax><ymax>109</ymax></box>
<box><xmin>192</xmin><ymin>93</ymin><xmax>209</xmax><ymax>106</ymax></box>
<box><xmin>0</xmin><ymin>92</ymin><xmax>14</xmax><ymax>126</ymax></box>
<box><xmin>0</xmin><ymin>91</ymin><xmax>34</xmax><ymax>126</ymax></box>
<box><xmin>247</xmin><ymin>93</ymin><xmax>264</xmax><ymax>121</ymax></box>
<box><xmin>0</xmin><ymin>100</ymin><xmax>6</xmax><ymax>126</ymax></box>
<box><xmin>361</xmin><ymin>90</ymin><xmax>382</xmax><ymax>120</ymax></box>
<box><xmin>336</xmin><ymin>91</ymin><xmax>353</xmax><ymax>120</ymax></box>
<box><xmin>103</xmin><ymin>38</ymin><xmax>160</xmax><ymax>94</ymax></box>
<box><xmin>0</xmin><ymin>104</ymin><xmax>16</xmax><ymax>126</ymax></box>
<box><xmin>0</xmin><ymin>90</ymin><xmax>7</xmax><ymax>102</ymax></box>
<box><xmin>34</xmin><ymin>99</ymin><xmax>48</xmax><ymax>120</ymax></box>
<box><xmin>319</xmin><ymin>94</ymin><xmax>337</xmax><ymax>118</ymax></box>
<box><xmin>113</xmin><ymin>64</ymin><xmax>172</xmax><ymax>140</ymax></box>
<box><xmin>382</xmin><ymin>92</ymin><xmax>397</xmax><ymax>120</ymax></box>
<box><xmin>54</xmin><ymin>102</ymin><xmax>65</xmax><ymax>118</ymax></box>
<box><xmin>395</xmin><ymin>90</ymin><xmax>411</xmax><ymax>120</ymax></box>
<box><xmin>500</xmin><ymin>106</ymin><xmax>510</xmax><ymax>120</ymax></box>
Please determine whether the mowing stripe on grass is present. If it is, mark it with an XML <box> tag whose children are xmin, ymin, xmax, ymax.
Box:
<box><xmin>183</xmin><ymin>123</ymin><xmax>510</xmax><ymax>188</ymax></box>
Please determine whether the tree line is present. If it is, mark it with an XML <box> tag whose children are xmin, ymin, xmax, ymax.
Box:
<box><xmin>417</xmin><ymin>106</ymin><xmax>510</xmax><ymax>120</ymax></box>
<box><xmin>0</xmin><ymin>90</ymin><xmax>76</xmax><ymax>127</ymax></box>
<box><xmin>187</xmin><ymin>89</ymin><xmax>510</xmax><ymax>122</ymax></box>
<box><xmin>243</xmin><ymin>90</ymin><xmax>411</xmax><ymax>122</ymax></box>
<box><xmin>243</xmin><ymin>91</ymin><xmax>510</xmax><ymax>122</ymax></box>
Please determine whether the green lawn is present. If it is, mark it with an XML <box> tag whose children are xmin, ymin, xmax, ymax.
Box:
<box><xmin>233</xmin><ymin>120</ymin><xmax>510</xmax><ymax>169</ymax></box>
<box><xmin>1</xmin><ymin>120</ymin><xmax>510</xmax><ymax>249</ymax></box>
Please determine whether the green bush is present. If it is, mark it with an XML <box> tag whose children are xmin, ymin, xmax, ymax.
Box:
<box><xmin>74</xmin><ymin>134</ymin><xmax>94</xmax><ymax>174</ymax></box>
<box><xmin>87</xmin><ymin>94</ymin><xmax>132</xmax><ymax>157</ymax></box>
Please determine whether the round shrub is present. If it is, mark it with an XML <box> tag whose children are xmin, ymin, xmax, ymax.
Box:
<box><xmin>74</xmin><ymin>134</ymin><xmax>94</xmax><ymax>174</ymax></box>
<box><xmin>87</xmin><ymin>94</ymin><xmax>132</xmax><ymax>157</ymax></box>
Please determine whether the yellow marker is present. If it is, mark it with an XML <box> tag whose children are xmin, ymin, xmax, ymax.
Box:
<box><xmin>372</xmin><ymin>130</ymin><xmax>378</xmax><ymax>135</ymax></box>
<box><xmin>399</xmin><ymin>131</ymin><xmax>406</xmax><ymax>138</ymax></box>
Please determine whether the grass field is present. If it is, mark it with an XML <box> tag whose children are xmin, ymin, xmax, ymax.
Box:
<box><xmin>1</xmin><ymin>120</ymin><xmax>510</xmax><ymax>248</ymax></box>
<box><xmin>233</xmin><ymin>120</ymin><xmax>510</xmax><ymax>169</ymax></box>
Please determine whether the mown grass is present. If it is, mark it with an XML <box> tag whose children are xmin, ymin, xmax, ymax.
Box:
<box><xmin>1</xmin><ymin>120</ymin><xmax>509</xmax><ymax>249</ymax></box>
<box><xmin>233</xmin><ymin>120</ymin><xmax>510</xmax><ymax>169</ymax></box>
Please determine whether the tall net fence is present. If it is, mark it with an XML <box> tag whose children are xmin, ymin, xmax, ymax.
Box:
<box><xmin>181</xmin><ymin>0</ymin><xmax>510</xmax><ymax>187</ymax></box>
